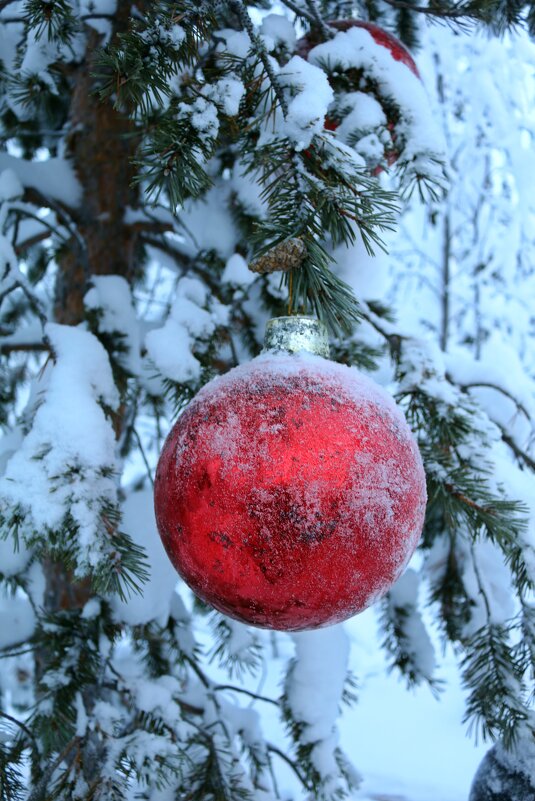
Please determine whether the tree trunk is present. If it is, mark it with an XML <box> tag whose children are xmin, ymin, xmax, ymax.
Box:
<box><xmin>47</xmin><ymin>21</ymin><xmax>140</xmax><ymax>614</ymax></box>
<box><xmin>54</xmin><ymin>29</ymin><xmax>140</xmax><ymax>326</ymax></box>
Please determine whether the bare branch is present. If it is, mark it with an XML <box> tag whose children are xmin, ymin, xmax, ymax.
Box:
<box><xmin>0</xmin><ymin>710</ymin><xmax>37</xmax><ymax>750</ymax></box>
<box><xmin>0</xmin><ymin>341</ymin><xmax>50</xmax><ymax>354</ymax></box>
<box><xmin>279</xmin><ymin>0</ymin><xmax>315</xmax><ymax>22</ymax></box>
<box><xmin>304</xmin><ymin>0</ymin><xmax>335</xmax><ymax>38</ymax></box>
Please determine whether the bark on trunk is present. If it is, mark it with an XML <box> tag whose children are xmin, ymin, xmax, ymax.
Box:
<box><xmin>48</xmin><ymin>22</ymin><xmax>140</xmax><ymax>612</ymax></box>
<box><xmin>55</xmin><ymin>27</ymin><xmax>140</xmax><ymax>326</ymax></box>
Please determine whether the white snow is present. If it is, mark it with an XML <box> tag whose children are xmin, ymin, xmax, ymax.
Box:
<box><xmin>0</xmin><ymin>589</ymin><xmax>35</xmax><ymax>650</ymax></box>
<box><xmin>19</xmin><ymin>27</ymin><xmax>60</xmax><ymax>96</ymax></box>
<box><xmin>181</xmin><ymin>96</ymin><xmax>219</xmax><ymax>141</ymax></box>
<box><xmin>84</xmin><ymin>275</ymin><xmax>141</xmax><ymax>375</ymax></box>
<box><xmin>81</xmin><ymin>597</ymin><xmax>101</xmax><ymax>619</ymax></box>
<box><xmin>0</xmin><ymin>153</ymin><xmax>82</xmax><ymax>208</ymax></box>
<box><xmin>493</xmin><ymin>725</ymin><xmax>535</xmax><ymax>785</ymax></box>
<box><xmin>458</xmin><ymin>539</ymin><xmax>516</xmax><ymax>637</ymax></box>
<box><xmin>215</xmin><ymin>29</ymin><xmax>251</xmax><ymax>60</ymax></box>
<box><xmin>0</xmin><ymin>168</ymin><xmax>23</xmax><ymax>201</ymax></box>
<box><xmin>221</xmin><ymin>253</ymin><xmax>256</xmax><ymax>287</ymax></box>
<box><xmin>308</xmin><ymin>26</ymin><xmax>446</xmax><ymax>181</ymax></box>
<box><xmin>0</xmin><ymin>323</ymin><xmax>120</xmax><ymax>574</ymax></box>
<box><xmin>387</xmin><ymin>568</ymin><xmax>436</xmax><ymax>681</ymax></box>
<box><xmin>231</xmin><ymin>163</ymin><xmax>268</xmax><ymax>220</ymax></box>
<box><xmin>260</xmin><ymin>13</ymin><xmax>296</xmax><ymax>52</ymax></box>
<box><xmin>75</xmin><ymin>691</ymin><xmax>88</xmax><ymax>736</ymax></box>
<box><xmin>146</xmin><ymin>316</ymin><xmax>202</xmax><ymax>384</ymax></box>
<box><xmin>145</xmin><ymin>276</ymin><xmax>218</xmax><ymax>384</ymax></box>
<box><xmin>177</xmin><ymin>184</ymin><xmax>239</xmax><ymax>259</ymax></box>
<box><xmin>210</xmin><ymin>77</ymin><xmax>245</xmax><ymax>117</ymax></box>
<box><xmin>79</xmin><ymin>0</ymin><xmax>117</xmax><ymax>38</ymax></box>
<box><xmin>110</xmin><ymin>488</ymin><xmax>177</xmax><ymax>626</ymax></box>
<box><xmin>262</xmin><ymin>56</ymin><xmax>334</xmax><ymax>150</ymax></box>
<box><xmin>0</xmin><ymin>533</ymin><xmax>32</xmax><ymax>577</ymax></box>
<box><xmin>288</xmin><ymin>625</ymin><xmax>349</xmax><ymax>743</ymax></box>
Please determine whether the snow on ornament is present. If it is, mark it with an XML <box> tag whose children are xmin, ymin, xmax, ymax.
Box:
<box><xmin>296</xmin><ymin>20</ymin><xmax>442</xmax><ymax>179</ymax></box>
<box><xmin>296</xmin><ymin>21</ymin><xmax>419</xmax><ymax>78</ymax></box>
<box><xmin>154</xmin><ymin>317</ymin><xmax>426</xmax><ymax>631</ymax></box>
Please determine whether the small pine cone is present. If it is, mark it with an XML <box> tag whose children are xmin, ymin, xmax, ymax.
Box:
<box><xmin>249</xmin><ymin>238</ymin><xmax>306</xmax><ymax>275</ymax></box>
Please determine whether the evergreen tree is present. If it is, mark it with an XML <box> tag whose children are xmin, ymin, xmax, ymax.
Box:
<box><xmin>0</xmin><ymin>2</ymin><xmax>533</xmax><ymax>800</ymax></box>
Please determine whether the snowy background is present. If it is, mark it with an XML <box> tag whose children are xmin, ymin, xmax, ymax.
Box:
<box><xmin>1</xmin><ymin>3</ymin><xmax>534</xmax><ymax>799</ymax></box>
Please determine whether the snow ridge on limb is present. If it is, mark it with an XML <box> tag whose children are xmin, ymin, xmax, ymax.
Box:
<box><xmin>380</xmin><ymin>568</ymin><xmax>438</xmax><ymax>691</ymax></box>
<box><xmin>283</xmin><ymin>627</ymin><xmax>361</xmax><ymax>800</ymax></box>
<box><xmin>0</xmin><ymin>154</ymin><xmax>81</xmax><ymax>210</ymax></box>
<box><xmin>0</xmin><ymin>324</ymin><xmax>148</xmax><ymax>600</ymax></box>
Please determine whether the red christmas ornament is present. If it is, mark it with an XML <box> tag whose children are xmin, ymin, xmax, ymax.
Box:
<box><xmin>297</xmin><ymin>20</ymin><xmax>420</xmax><ymax>172</ymax></box>
<box><xmin>296</xmin><ymin>20</ymin><xmax>419</xmax><ymax>78</ymax></box>
<box><xmin>154</xmin><ymin>318</ymin><xmax>426</xmax><ymax>631</ymax></box>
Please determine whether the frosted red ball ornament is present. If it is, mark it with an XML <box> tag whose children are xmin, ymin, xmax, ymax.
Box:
<box><xmin>154</xmin><ymin>317</ymin><xmax>426</xmax><ymax>631</ymax></box>
<box><xmin>297</xmin><ymin>20</ymin><xmax>420</xmax><ymax>172</ymax></box>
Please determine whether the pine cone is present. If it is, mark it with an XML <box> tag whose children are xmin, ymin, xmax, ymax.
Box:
<box><xmin>249</xmin><ymin>238</ymin><xmax>306</xmax><ymax>274</ymax></box>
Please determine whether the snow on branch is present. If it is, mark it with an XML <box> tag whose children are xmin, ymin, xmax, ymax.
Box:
<box><xmin>0</xmin><ymin>323</ymin><xmax>148</xmax><ymax>598</ymax></box>
<box><xmin>283</xmin><ymin>626</ymin><xmax>361</xmax><ymax>799</ymax></box>
<box><xmin>0</xmin><ymin>153</ymin><xmax>81</xmax><ymax>209</ymax></box>
<box><xmin>381</xmin><ymin>568</ymin><xmax>437</xmax><ymax>689</ymax></box>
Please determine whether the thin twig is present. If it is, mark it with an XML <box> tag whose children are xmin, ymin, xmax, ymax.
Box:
<box><xmin>0</xmin><ymin>647</ymin><xmax>36</xmax><ymax>658</ymax></box>
<box><xmin>0</xmin><ymin>341</ymin><xmax>50</xmax><ymax>354</ymax></box>
<box><xmin>0</xmin><ymin>710</ymin><xmax>38</xmax><ymax>749</ymax></box>
<box><xmin>499</xmin><ymin>431</ymin><xmax>535</xmax><ymax>472</ymax></box>
<box><xmin>213</xmin><ymin>685</ymin><xmax>279</xmax><ymax>707</ymax></box>
<box><xmin>131</xmin><ymin>426</ymin><xmax>154</xmax><ymax>487</ymax></box>
<box><xmin>453</xmin><ymin>380</ymin><xmax>531</xmax><ymax>422</ymax></box>
<box><xmin>268</xmin><ymin>743</ymin><xmax>311</xmax><ymax>790</ymax></box>
<box><xmin>380</xmin><ymin>0</ymin><xmax>479</xmax><ymax>20</ymax></box>
<box><xmin>304</xmin><ymin>0</ymin><xmax>335</xmax><ymax>38</ymax></box>
<box><xmin>279</xmin><ymin>0</ymin><xmax>315</xmax><ymax>22</ymax></box>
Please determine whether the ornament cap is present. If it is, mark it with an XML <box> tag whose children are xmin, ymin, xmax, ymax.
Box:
<box><xmin>262</xmin><ymin>316</ymin><xmax>330</xmax><ymax>358</ymax></box>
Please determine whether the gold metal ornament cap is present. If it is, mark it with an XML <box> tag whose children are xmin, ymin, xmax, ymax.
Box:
<box><xmin>262</xmin><ymin>316</ymin><xmax>330</xmax><ymax>358</ymax></box>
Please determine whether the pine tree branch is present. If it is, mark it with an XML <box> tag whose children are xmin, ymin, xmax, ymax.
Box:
<box><xmin>27</xmin><ymin>736</ymin><xmax>80</xmax><ymax>801</ymax></box>
<box><xmin>304</xmin><ymin>0</ymin><xmax>335</xmax><ymax>38</ymax></box>
<box><xmin>213</xmin><ymin>685</ymin><xmax>279</xmax><ymax>707</ymax></box>
<box><xmin>229</xmin><ymin>0</ymin><xmax>289</xmax><ymax>117</ymax></box>
<box><xmin>444</xmin><ymin>483</ymin><xmax>494</xmax><ymax>515</ymax></box>
<box><xmin>453</xmin><ymin>380</ymin><xmax>531</xmax><ymax>422</ymax></box>
<box><xmin>379</xmin><ymin>0</ymin><xmax>479</xmax><ymax>18</ymax></box>
<box><xmin>268</xmin><ymin>743</ymin><xmax>311</xmax><ymax>790</ymax></box>
<box><xmin>0</xmin><ymin>710</ymin><xmax>37</xmax><ymax>750</ymax></box>
<box><xmin>0</xmin><ymin>341</ymin><xmax>50</xmax><ymax>354</ymax></box>
<box><xmin>279</xmin><ymin>0</ymin><xmax>315</xmax><ymax>22</ymax></box>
